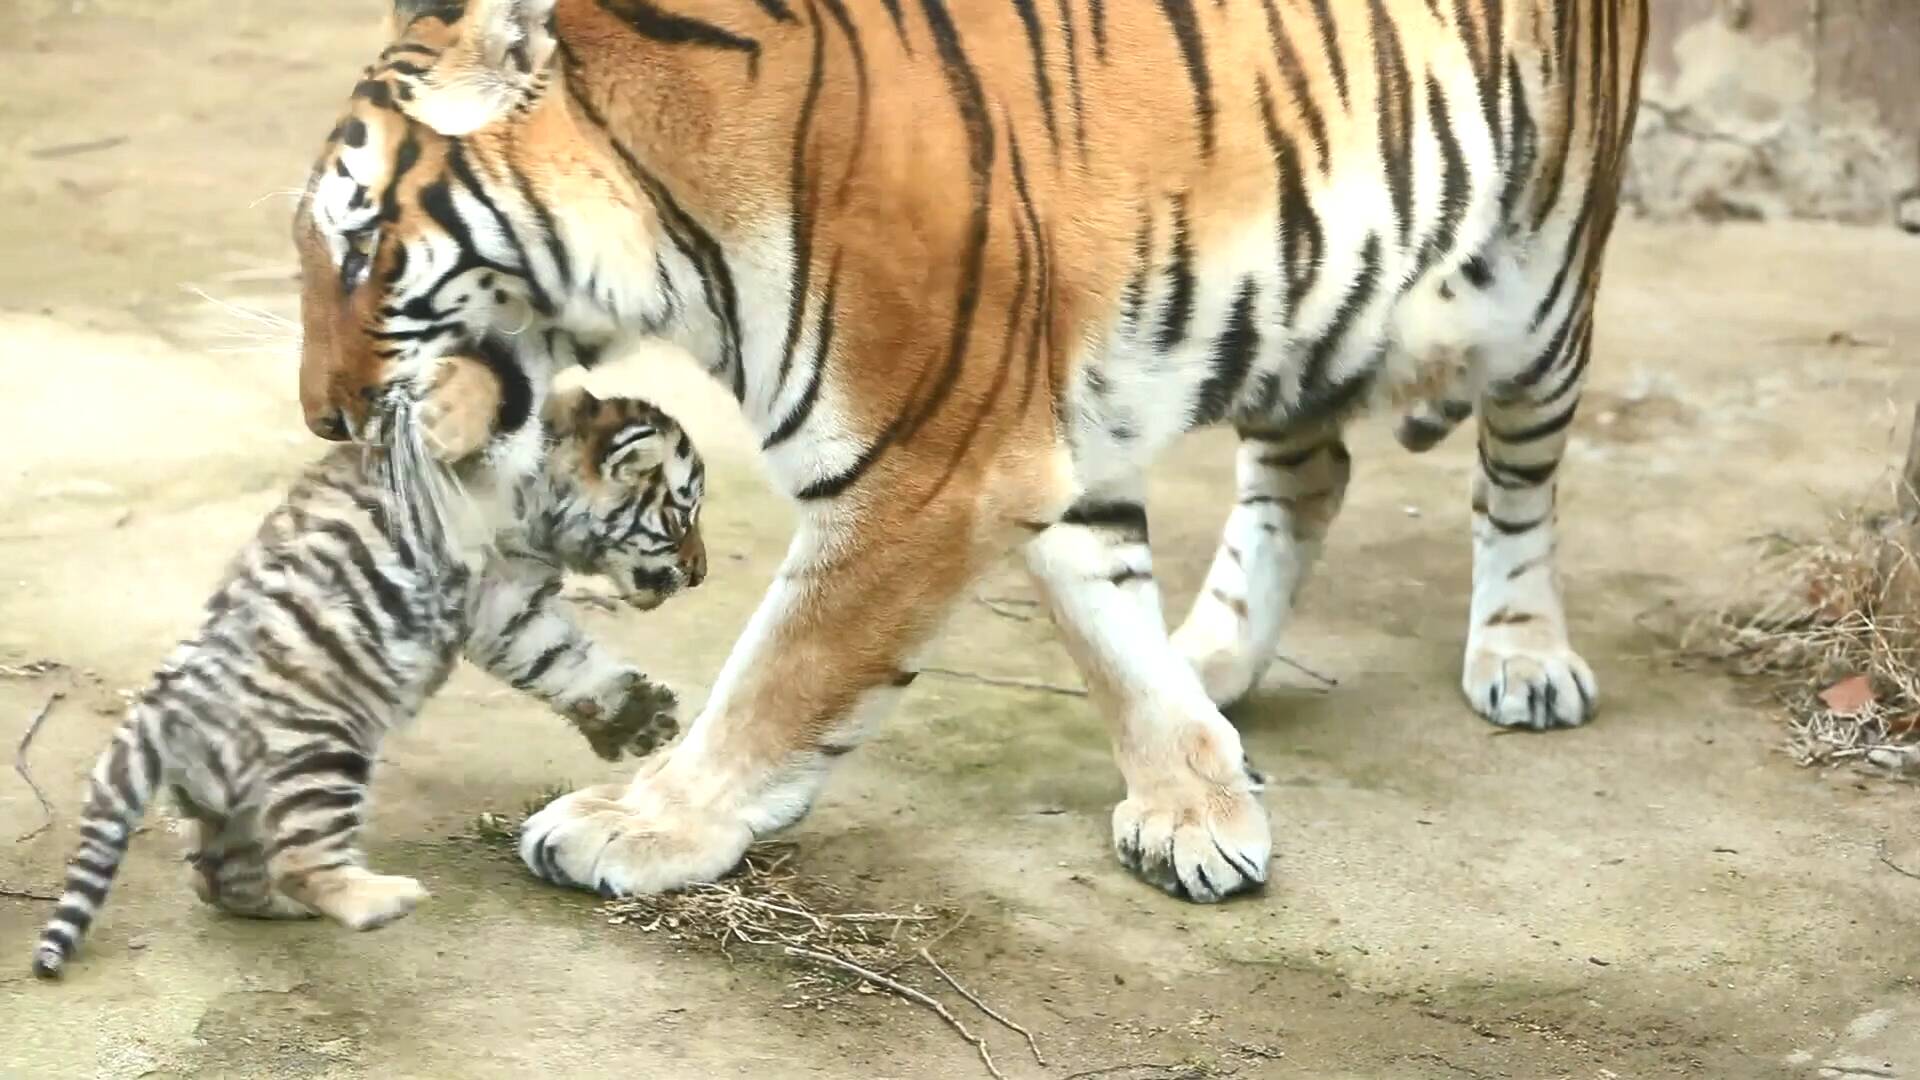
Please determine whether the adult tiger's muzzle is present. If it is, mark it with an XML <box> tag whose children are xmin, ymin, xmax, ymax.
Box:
<box><xmin>295</xmin><ymin>204</ymin><xmax>388</xmax><ymax>445</ymax></box>
<box><xmin>298</xmin><ymin>339</ymin><xmax>365</xmax><ymax>443</ymax></box>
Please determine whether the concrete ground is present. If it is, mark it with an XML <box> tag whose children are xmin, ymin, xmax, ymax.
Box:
<box><xmin>3</xmin><ymin>2</ymin><xmax>1920</xmax><ymax>1077</ymax></box>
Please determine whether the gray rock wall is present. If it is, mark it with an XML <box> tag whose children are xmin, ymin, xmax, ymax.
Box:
<box><xmin>1627</xmin><ymin>0</ymin><xmax>1919</xmax><ymax>227</ymax></box>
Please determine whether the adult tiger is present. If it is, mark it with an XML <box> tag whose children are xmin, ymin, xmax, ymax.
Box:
<box><xmin>295</xmin><ymin>0</ymin><xmax>1647</xmax><ymax>903</ymax></box>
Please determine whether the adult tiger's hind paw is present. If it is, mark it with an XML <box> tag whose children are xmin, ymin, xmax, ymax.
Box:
<box><xmin>1463</xmin><ymin>637</ymin><xmax>1597</xmax><ymax>730</ymax></box>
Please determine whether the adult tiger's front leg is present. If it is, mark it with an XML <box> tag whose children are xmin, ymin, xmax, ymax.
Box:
<box><xmin>518</xmin><ymin>497</ymin><xmax>979</xmax><ymax>896</ymax></box>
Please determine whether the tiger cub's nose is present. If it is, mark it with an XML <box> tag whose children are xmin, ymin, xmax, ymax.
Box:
<box><xmin>678</xmin><ymin>528</ymin><xmax>707</xmax><ymax>588</ymax></box>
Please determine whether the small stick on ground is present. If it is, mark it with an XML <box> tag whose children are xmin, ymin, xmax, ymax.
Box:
<box><xmin>1877</xmin><ymin>839</ymin><xmax>1920</xmax><ymax>881</ymax></box>
<box><xmin>14</xmin><ymin>692</ymin><xmax>64</xmax><ymax>843</ymax></box>
<box><xmin>27</xmin><ymin>135</ymin><xmax>128</xmax><ymax>160</ymax></box>
<box><xmin>919</xmin><ymin>947</ymin><xmax>1046</xmax><ymax>1066</ymax></box>
<box><xmin>0</xmin><ymin>885</ymin><xmax>60</xmax><ymax>901</ymax></box>
<box><xmin>1061</xmin><ymin>1065</ymin><xmax>1189</xmax><ymax>1080</ymax></box>
<box><xmin>782</xmin><ymin>945</ymin><xmax>1005</xmax><ymax>1080</ymax></box>
<box><xmin>921</xmin><ymin>667</ymin><xmax>1086</xmax><ymax>698</ymax></box>
<box><xmin>1899</xmin><ymin>402</ymin><xmax>1920</xmax><ymax>521</ymax></box>
<box><xmin>1272</xmin><ymin>652</ymin><xmax>1339</xmax><ymax>688</ymax></box>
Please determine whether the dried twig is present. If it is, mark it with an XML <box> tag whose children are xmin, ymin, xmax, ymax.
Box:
<box><xmin>0</xmin><ymin>660</ymin><xmax>65</xmax><ymax>680</ymax></box>
<box><xmin>921</xmin><ymin>667</ymin><xmax>1086</xmax><ymax>698</ymax></box>
<box><xmin>817</xmin><ymin>910</ymin><xmax>939</xmax><ymax>924</ymax></box>
<box><xmin>1061</xmin><ymin>1065</ymin><xmax>1190</xmax><ymax>1080</ymax></box>
<box><xmin>28</xmin><ymin>135</ymin><xmax>128</xmax><ymax>160</ymax></box>
<box><xmin>15</xmin><ymin>693</ymin><xmax>63</xmax><ymax>843</ymax></box>
<box><xmin>1272</xmin><ymin>652</ymin><xmax>1338</xmax><ymax>688</ymax></box>
<box><xmin>1900</xmin><ymin>403</ymin><xmax>1920</xmax><ymax>521</ymax></box>
<box><xmin>920</xmin><ymin>947</ymin><xmax>1045</xmax><ymax>1066</ymax></box>
<box><xmin>1877</xmin><ymin>839</ymin><xmax>1920</xmax><ymax>881</ymax></box>
<box><xmin>784</xmin><ymin>945</ymin><xmax>1004</xmax><ymax>1080</ymax></box>
<box><xmin>0</xmin><ymin>885</ymin><xmax>60</xmax><ymax>902</ymax></box>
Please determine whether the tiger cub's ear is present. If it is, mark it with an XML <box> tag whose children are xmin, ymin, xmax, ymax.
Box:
<box><xmin>389</xmin><ymin>0</ymin><xmax>557</xmax><ymax>137</ymax></box>
<box><xmin>541</xmin><ymin>384</ymin><xmax>598</xmax><ymax>431</ymax></box>
<box><xmin>601</xmin><ymin>420</ymin><xmax>666</xmax><ymax>486</ymax></box>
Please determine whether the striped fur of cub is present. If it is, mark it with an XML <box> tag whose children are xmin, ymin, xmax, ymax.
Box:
<box><xmin>32</xmin><ymin>383</ymin><xmax>706</xmax><ymax>978</ymax></box>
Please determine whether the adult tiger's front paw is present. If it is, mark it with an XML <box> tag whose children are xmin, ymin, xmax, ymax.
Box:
<box><xmin>518</xmin><ymin>781</ymin><xmax>751</xmax><ymax>897</ymax></box>
<box><xmin>1112</xmin><ymin>780</ymin><xmax>1271</xmax><ymax>903</ymax></box>
<box><xmin>416</xmin><ymin>354</ymin><xmax>503</xmax><ymax>463</ymax></box>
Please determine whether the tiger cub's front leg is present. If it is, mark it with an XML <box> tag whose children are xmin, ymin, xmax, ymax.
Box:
<box><xmin>466</xmin><ymin>556</ymin><xmax>679</xmax><ymax>760</ymax></box>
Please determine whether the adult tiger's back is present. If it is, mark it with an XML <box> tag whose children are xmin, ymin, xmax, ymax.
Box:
<box><xmin>293</xmin><ymin>0</ymin><xmax>1648</xmax><ymax>905</ymax></box>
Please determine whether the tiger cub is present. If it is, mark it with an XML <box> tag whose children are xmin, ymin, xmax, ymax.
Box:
<box><xmin>32</xmin><ymin>383</ymin><xmax>707</xmax><ymax>978</ymax></box>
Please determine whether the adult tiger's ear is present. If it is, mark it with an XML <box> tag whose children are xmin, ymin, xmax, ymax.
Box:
<box><xmin>390</xmin><ymin>0</ymin><xmax>557</xmax><ymax>137</ymax></box>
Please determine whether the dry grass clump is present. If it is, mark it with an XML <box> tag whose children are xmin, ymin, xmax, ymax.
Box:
<box><xmin>469</xmin><ymin>796</ymin><xmax>1040</xmax><ymax>1078</ymax></box>
<box><xmin>1680</xmin><ymin>506</ymin><xmax>1920</xmax><ymax>771</ymax></box>
<box><xmin>598</xmin><ymin>841</ymin><xmax>949</xmax><ymax>990</ymax></box>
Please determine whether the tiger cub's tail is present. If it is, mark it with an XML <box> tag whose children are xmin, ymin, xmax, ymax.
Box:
<box><xmin>32</xmin><ymin>705</ymin><xmax>168</xmax><ymax>978</ymax></box>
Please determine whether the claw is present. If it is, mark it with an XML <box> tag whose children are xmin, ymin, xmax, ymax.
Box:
<box><xmin>1191</xmin><ymin>862</ymin><xmax>1220</xmax><ymax>902</ymax></box>
<box><xmin>1214</xmin><ymin>836</ymin><xmax>1263</xmax><ymax>884</ymax></box>
<box><xmin>535</xmin><ymin>834</ymin><xmax>569</xmax><ymax>886</ymax></box>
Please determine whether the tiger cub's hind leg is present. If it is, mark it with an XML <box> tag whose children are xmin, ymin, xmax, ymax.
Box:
<box><xmin>1171</xmin><ymin>426</ymin><xmax>1352</xmax><ymax>708</ymax></box>
<box><xmin>184</xmin><ymin>812</ymin><xmax>312</xmax><ymax>920</ymax></box>
<box><xmin>1463</xmin><ymin>326</ymin><xmax>1598</xmax><ymax>730</ymax></box>
<box><xmin>261</xmin><ymin>765</ymin><xmax>425</xmax><ymax>930</ymax></box>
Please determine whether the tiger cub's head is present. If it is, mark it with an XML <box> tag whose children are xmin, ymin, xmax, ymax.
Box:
<box><xmin>537</xmin><ymin>386</ymin><xmax>707</xmax><ymax>611</ymax></box>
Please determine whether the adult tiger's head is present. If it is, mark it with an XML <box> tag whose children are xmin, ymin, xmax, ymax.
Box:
<box><xmin>293</xmin><ymin>0</ymin><xmax>685</xmax><ymax>448</ymax></box>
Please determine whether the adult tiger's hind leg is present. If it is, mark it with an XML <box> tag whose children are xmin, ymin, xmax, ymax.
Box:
<box><xmin>1463</xmin><ymin>325</ymin><xmax>1598</xmax><ymax>729</ymax></box>
<box><xmin>1025</xmin><ymin>481</ymin><xmax>1269</xmax><ymax>902</ymax></box>
<box><xmin>1171</xmin><ymin>426</ymin><xmax>1351</xmax><ymax>707</ymax></box>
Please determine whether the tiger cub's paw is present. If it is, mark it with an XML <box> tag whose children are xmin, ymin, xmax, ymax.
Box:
<box><xmin>567</xmin><ymin>673</ymin><xmax>680</xmax><ymax>761</ymax></box>
<box><xmin>417</xmin><ymin>354</ymin><xmax>503</xmax><ymax>463</ymax></box>
<box><xmin>316</xmin><ymin>872</ymin><xmax>429</xmax><ymax>931</ymax></box>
